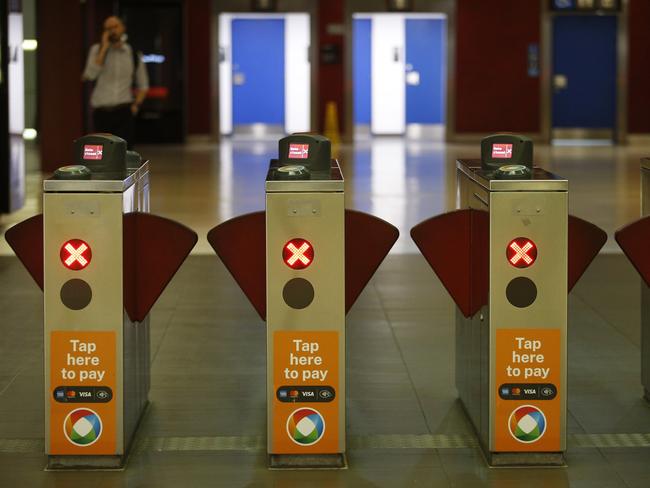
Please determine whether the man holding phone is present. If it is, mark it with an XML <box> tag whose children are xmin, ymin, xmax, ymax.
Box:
<box><xmin>83</xmin><ymin>16</ymin><xmax>149</xmax><ymax>148</ymax></box>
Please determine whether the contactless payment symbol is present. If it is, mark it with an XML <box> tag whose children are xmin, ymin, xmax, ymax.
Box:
<box><xmin>508</xmin><ymin>405</ymin><xmax>546</xmax><ymax>443</ymax></box>
<box><xmin>286</xmin><ymin>408</ymin><xmax>325</xmax><ymax>446</ymax></box>
<box><xmin>63</xmin><ymin>408</ymin><xmax>102</xmax><ymax>446</ymax></box>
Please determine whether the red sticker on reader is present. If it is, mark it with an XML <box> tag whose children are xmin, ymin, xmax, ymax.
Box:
<box><xmin>83</xmin><ymin>145</ymin><xmax>104</xmax><ymax>160</ymax></box>
<box><xmin>492</xmin><ymin>143</ymin><xmax>513</xmax><ymax>159</ymax></box>
<box><xmin>288</xmin><ymin>144</ymin><xmax>309</xmax><ymax>159</ymax></box>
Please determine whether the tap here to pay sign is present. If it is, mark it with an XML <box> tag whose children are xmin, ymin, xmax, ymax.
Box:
<box><xmin>496</xmin><ymin>329</ymin><xmax>561</xmax><ymax>381</ymax></box>
<box><xmin>274</xmin><ymin>330</ymin><xmax>338</xmax><ymax>384</ymax></box>
<box><xmin>51</xmin><ymin>330</ymin><xmax>115</xmax><ymax>385</ymax></box>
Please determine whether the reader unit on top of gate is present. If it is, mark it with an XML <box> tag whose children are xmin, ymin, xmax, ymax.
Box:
<box><xmin>278</xmin><ymin>134</ymin><xmax>331</xmax><ymax>172</ymax></box>
<box><xmin>73</xmin><ymin>133</ymin><xmax>128</xmax><ymax>174</ymax></box>
<box><xmin>481</xmin><ymin>134</ymin><xmax>533</xmax><ymax>172</ymax></box>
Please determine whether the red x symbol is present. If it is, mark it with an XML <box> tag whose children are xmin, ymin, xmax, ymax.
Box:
<box><xmin>60</xmin><ymin>239</ymin><xmax>92</xmax><ymax>270</ymax></box>
<box><xmin>283</xmin><ymin>238</ymin><xmax>314</xmax><ymax>269</ymax></box>
<box><xmin>506</xmin><ymin>238</ymin><xmax>537</xmax><ymax>268</ymax></box>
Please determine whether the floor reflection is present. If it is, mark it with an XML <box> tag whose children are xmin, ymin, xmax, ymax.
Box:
<box><xmin>1</xmin><ymin>137</ymin><xmax>649</xmax><ymax>255</ymax></box>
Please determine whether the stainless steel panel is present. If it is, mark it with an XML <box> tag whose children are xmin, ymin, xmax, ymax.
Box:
<box><xmin>642</xmin><ymin>285</ymin><xmax>650</xmax><ymax>397</ymax></box>
<box><xmin>641</xmin><ymin>164</ymin><xmax>650</xmax><ymax>397</ymax></box>
<box><xmin>43</xmin><ymin>161</ymin><xmax>149</xmax><ymax>193</ymax></box>
<box><xmin>457</xmin><ymin>160</ymin><xmax>568</xmax><ymax>192</ymax></box>
<box><xmin>265</xmin><ymin>162</ymin><xmax>344</xmax><ymax>193</ymax></box>
<box><xmin>456</xmin><ymin>160</ymin><xmax>568</xmax><ymax>458</ymax></box>
<box><xmin>43</xmin><ymin>163</ymin><xmax>150</xmax><ymax>465</ymax></box>
<box><xmin>488</xmin><ymin>190</ymin><xmax>568</xmax><ymax>451</ymax></box>
<box><xmin>266</xmin><ymin>189</ymin><xmax>345</xmax><ymax>453</ymax></box>
<box><xmin>44</xmin><ymin>192</ymin><xmax>125</xmax><ymax>453</ymax></box>
<box><xmin>456</xmin><ymin>168</ymin><xmax>491</xmax><ymax>450</ymax></box>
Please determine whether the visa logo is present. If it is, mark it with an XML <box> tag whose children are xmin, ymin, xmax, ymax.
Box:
<box><xmin>302</xmin><ymin>391</ymin><xmax>315</xmax><ymax>397</ymax></box>
<box><xmin>79</xmin><ymin>391</ymin><xmax>92</xmax><ymax>398</ymax></box>
<box><xmin>523</xmin><ymin>388</ymin><xmax>536</xmax><ymax>395</ymax></box>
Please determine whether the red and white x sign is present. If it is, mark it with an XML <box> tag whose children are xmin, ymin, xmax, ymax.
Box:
<box><xmin>283</xmin><ymin>238</ymin><xmax>314</xmax><ymax>270</ymax></box>
<box><xmin>506</xmin><ymin>238</ymin><xmax>537</xmax><ymax>268</ymax></box>
<box><xmin>60</xmin><ymin>239</ymin><xmax>92</xmax><ymax>270</ymax></box>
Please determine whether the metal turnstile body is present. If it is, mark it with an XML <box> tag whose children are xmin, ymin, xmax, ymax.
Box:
<box><xmin>640</xmin><ymin>158</ymin><xmax>650</xmax><ymax>401</ymax></box>
<box><xmin>456</xmin><ymin>159</ymin><xmax>568</xmax><ymax>465</ymax></box>
<box><xmin>265</xmin><ymin>160</ymin><xmax>345</xmax><ymax>468</ymax></box>
<box><xmin>44</xmin><ymin>163</ymin><xmax>150</xmax><ymax>468</ymax></box>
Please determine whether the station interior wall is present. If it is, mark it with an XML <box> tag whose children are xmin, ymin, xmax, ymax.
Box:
<box><xmin>35</xmin><ymin>0</ymin><xmax>650</xmax><ymax>172</ymax></box>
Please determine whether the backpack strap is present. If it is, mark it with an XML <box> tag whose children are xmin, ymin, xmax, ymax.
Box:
<box><xmin>130</xmin><ymin>45</ymin><xmax>142</xmax><ymax>87</ymax></box>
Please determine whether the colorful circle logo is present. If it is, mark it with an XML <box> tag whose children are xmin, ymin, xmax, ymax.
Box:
<box><xmin>508</xmin><ymin>405</ymin><xmax>546</xmax><ymax>443</ymax></box>
<box><xmin>63</xmin><ymin>408</ymin><xmax>102</xmax><ymax>446</ymax></box>
<box><xmin>286</xmin><ymin>408</ymin><xmax>325</xmax><ymax>446</ymax></box>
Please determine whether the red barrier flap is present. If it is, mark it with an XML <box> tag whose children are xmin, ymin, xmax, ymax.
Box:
<box><xmin>410</xmin><ymin>209</ymin><xmax>489</xmax><ymax>318</ymax></box>
<box><xmin>4</xmin><ymin>214</ymin><xmax>44</xmax><ymax>289</ymax></box>
<box><xmin>207</xmin><ymin>212</ymin><xmax>267</xmax><ymax>321</ymax></box>
<box><xmin>345</xmin><ymin>210</ymin><xmax>399</xmax><ymax>313</ymax></box>
<box><xmin>568</xmin><ymin>215</ymin><xmax>607</xmax><ymax>292</ymax></box>
<box><xmin>123</xmin><ymin>212</ymin><xmax>198</xmax><ymax>322</ymax></box>
<box><xmin>615</xmin><ymin>215</ymin><xmax>650</xmax><ymax>287</ymax></box>
<box><xmin>207</xmin><ymin>210</ymin><xmax>399</xmax><ymax>321</ymax></box>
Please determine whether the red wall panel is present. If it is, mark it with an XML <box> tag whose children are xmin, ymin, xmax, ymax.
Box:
<box><xmin>628</xmin><ymin>0</ymin><xmax>650</xmax><ymax>134</ymax></box>
<box><xmin>38</xmin><ymin>0</ymin><xmax>84</xmax><ymax>172</ymax></box>
<box><xmin>317</xmin><ymin>0</ymin><xmax>344</xmax><ymax>132</ymax></box>
<box><xmin>455</xmin><ymin>0</ymin><xmax>541</xmax><ymax>134</ymax></box>
<box><xmin>186</xmin><ymin>0</ymin><xmax>212</xmax><ymax>135</ymax></box>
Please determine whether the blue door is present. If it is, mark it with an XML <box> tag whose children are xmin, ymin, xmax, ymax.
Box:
<box><xmin>232</xmin><ymin>19</ymin><xmax>285</xmax><ymax>126</ymax></box>
<box><xmin>552</xmin><ymin>15</ymin><xmax>617</xmax><ymax>129</ymax></box>
<box><xmin>405</xmin><ymin>18</ymin><xmax>445</xmax><ymax>124</ymax></box>
<box><xmin>353</xmin><ymin>18</ymin><xmax>371</xmax><ymax>125</ymax></box>
<box><xmin>353</xmin><ymin>16</ymin><xmax>446</xmax><ymax>127</ymax></box>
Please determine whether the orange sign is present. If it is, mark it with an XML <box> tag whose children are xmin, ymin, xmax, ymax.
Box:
<box><xmin>495</xmin><ymin>329</ymin><xmax>562</xmax><ymax>452</ymax></box>
<box><xmin>272</xmin><ymin>331</ymin><xmax>339</xmax><ymax>454</ymax></box>
<box><xmin>50</xmin><ymin>331</ymin><xmax>116</xmax><ymax>455</ymax></box>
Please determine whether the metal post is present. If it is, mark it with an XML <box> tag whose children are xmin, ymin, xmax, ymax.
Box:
<box><xmin>43</xmin><ymin>163</ymin><xmax>150</xmax><ymax>469</ymax></box>
<box><xmin>456</xmin><ymin>159</ymin><xmax>567</xmax><ymax>466</ymax></box>
<box><xmin>265</xmin><ymin>152</ymin><xmax>346</xmax><ymax>469</ymax></box>
<box><xmin>640</xmin><ymin>158</ymin><xmax>650</xmax><ymax>401</ymax></box>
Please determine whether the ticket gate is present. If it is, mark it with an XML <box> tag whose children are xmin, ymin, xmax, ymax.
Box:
<box><xmin>5</xmin><ymin>134</ymin><xmax>197</xmax><ymax>469</ymax></box>
<box><xmin>615</xmin><ymin>157</ymin><xmax>650</xmax><ymax>402</ymax></box>
<box><xmin>208</xmin><ymin>134</ymin><xmax>399</xmax><ymax>468</ymax></box>
<box><xmin>411</xmin><ymin>134</ymin><xmax>606</xmax><ymax>466</ymax></box>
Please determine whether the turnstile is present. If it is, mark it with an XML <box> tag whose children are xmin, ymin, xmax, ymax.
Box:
<box><xmin>5</xmin><ymin>134</ymin><xmax>197</xmax><ymax>469</ymax></box>
<box><xmin>207</xmin><ymin>133</ymin><xmax>399</xmax><ymax>469</ymax></box>
<box><xmin>43</xmin><ymin>163</ymin><xmax>150</xmax><ymax>468</ymax></box>
<box><xmin>640</xmin><ymin>158</ymin><xmax>650</xmax><ymax>401</ymax></box>
<box><xmin>412</xmin><ymin>134</ymin><xmax>606</xmax><ymax>465</ymax></box>
<box><xmin>455</xmin><ymin>159</ymin><xmax>568</xmax><ymax>465</ymax></box>
<box><xmin>617</xmin><ymin>158</ymin><xmax>650</xmax><ymax>402</ymax></box>
<box><xmin>265</xmin><ymin>137</ymin><xmax>346</xmax><ymax>468</ymax></box>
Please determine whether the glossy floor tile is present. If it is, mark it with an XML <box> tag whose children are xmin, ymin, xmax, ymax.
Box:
<box><xmin>0</xmin><ymin>252</ymin><xmax>649</xmax><ymax>487</ymax></box>
<box><xmin>1</xmin><ymin>137</ymin><xmax>650</xmax><ymax>486</ymax></box>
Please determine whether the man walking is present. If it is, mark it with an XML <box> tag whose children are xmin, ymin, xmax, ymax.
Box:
<box><xmin>83</xmin><ymin>16</ymin><xmax>149</xmax><ymax>148</ymax></box>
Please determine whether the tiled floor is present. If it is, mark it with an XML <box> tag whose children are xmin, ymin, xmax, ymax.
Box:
<box><xmin>1</xmin><ymin>138</ymin><xmax>650</xmax><ymax>486</ymax></box>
